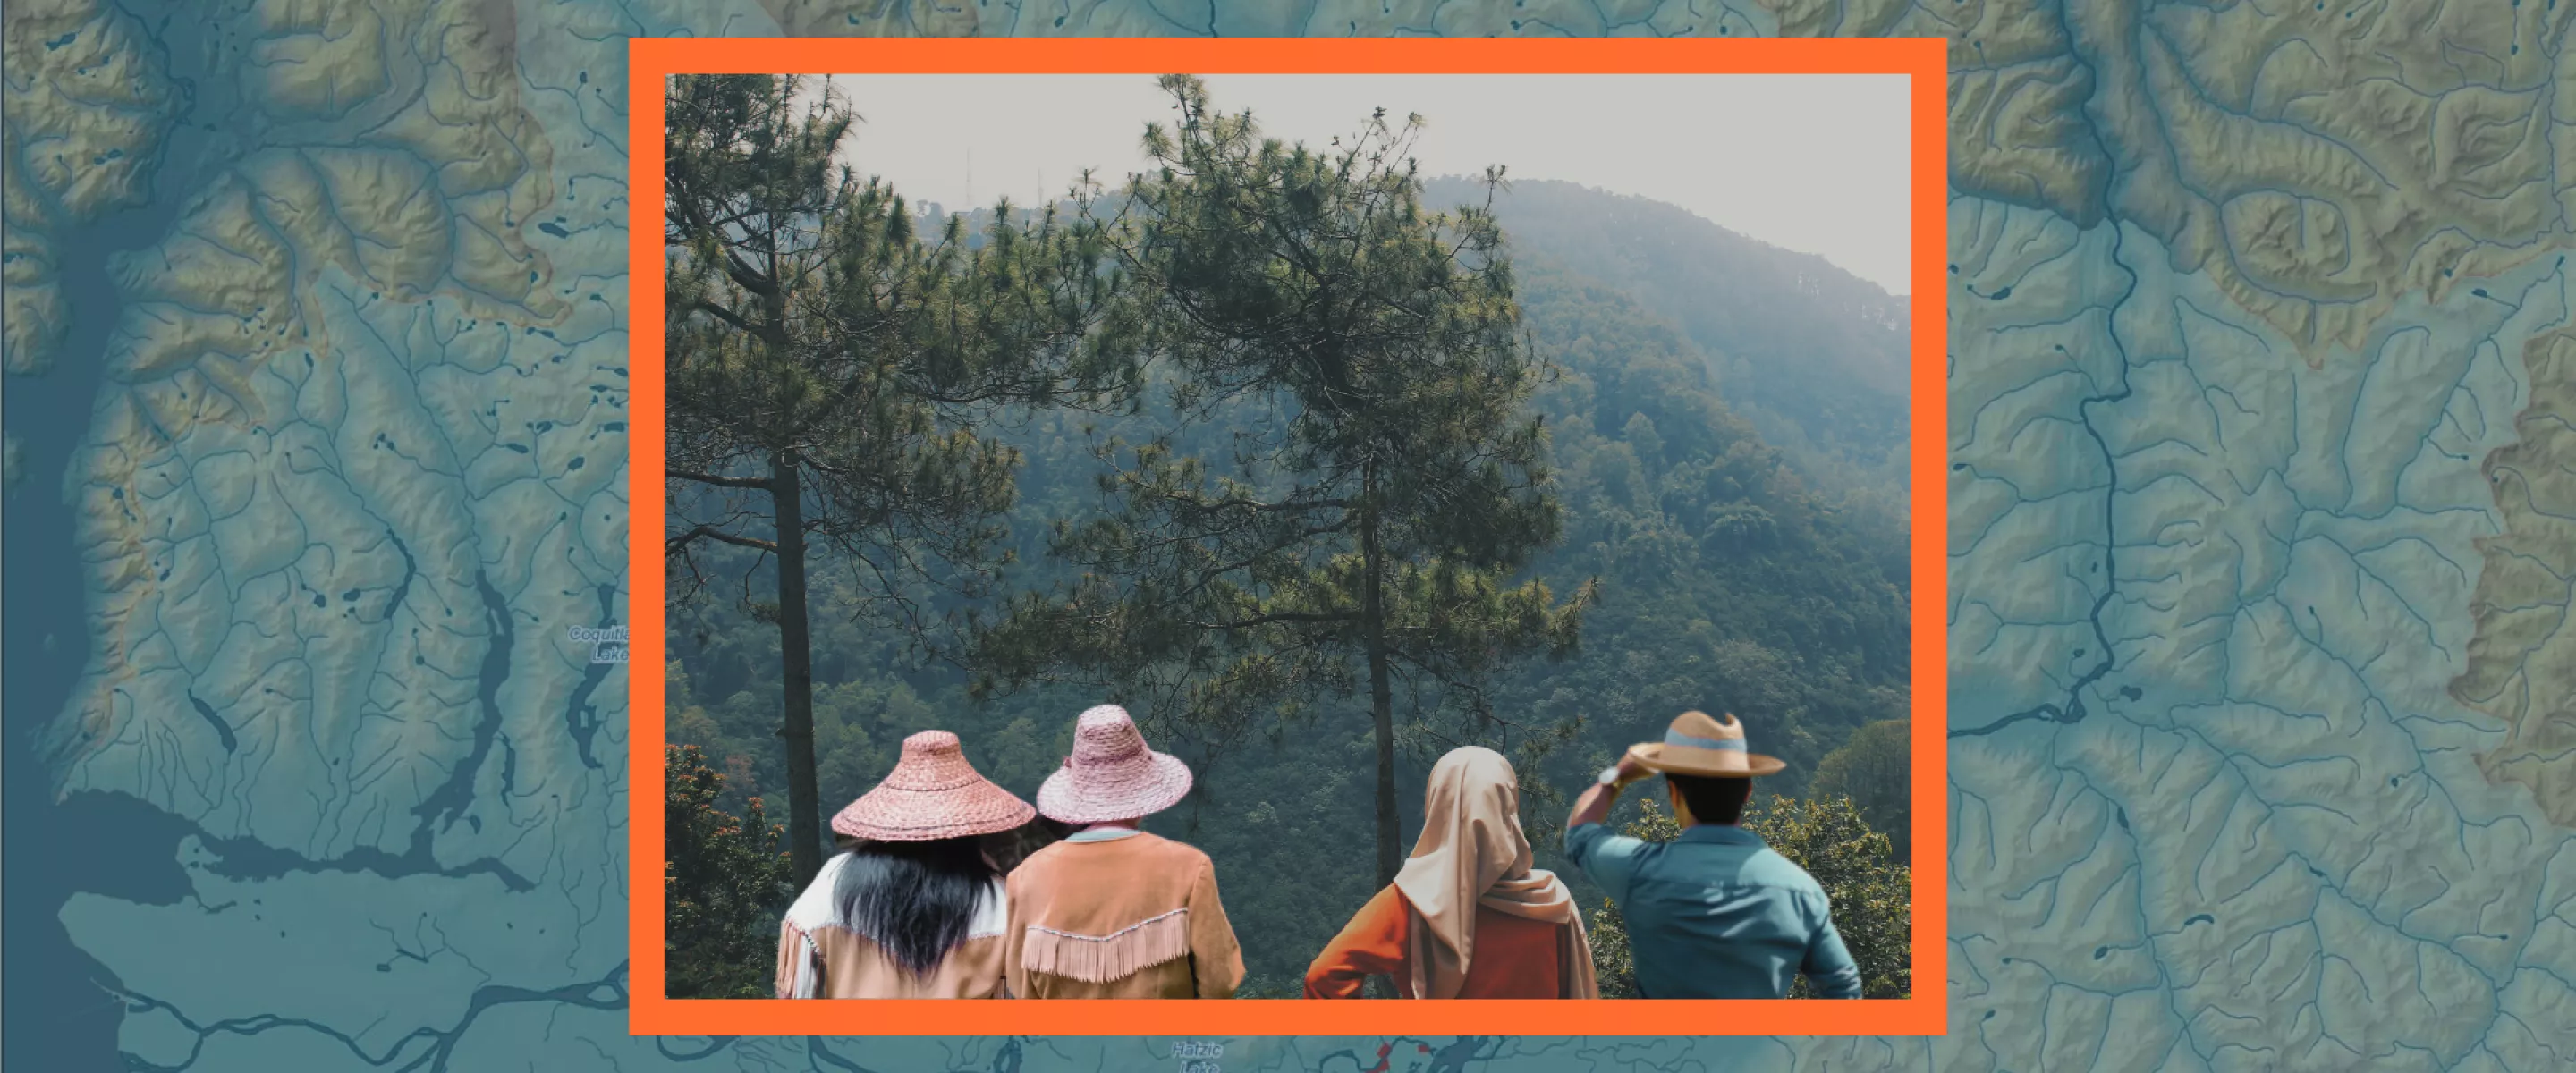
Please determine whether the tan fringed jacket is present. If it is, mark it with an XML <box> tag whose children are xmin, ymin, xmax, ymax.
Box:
<box><xmin>1001</xmin><ymin>831</ymin><xmax>1245</xmax><ymax>998</ymax></box>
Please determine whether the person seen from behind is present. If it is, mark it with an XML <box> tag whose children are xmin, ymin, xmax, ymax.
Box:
<box><xmin>775</xmin><ymin>731</ymin><xmax>1030</xmax><ymax>998</ymax></box>
<box><xmin>1563</xmin><ymin>711</ymin><xmax>1863</xmax><ymax>999</ymax></box>
<box><xmin>1003</xmin><ymin>705</ymin><xmax>1246</xmax><ymax>998</ymax></box>
<box><xmin>1305</xmin><ymin>746</ymin><xmax>1599</xmax><ymax>999</ymax></box>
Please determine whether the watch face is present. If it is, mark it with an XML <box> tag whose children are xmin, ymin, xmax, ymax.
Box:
<box><xmin>1599</xmin><ymin>766</ymin><xmax>1623</xmax><ymax>785</ymax></box>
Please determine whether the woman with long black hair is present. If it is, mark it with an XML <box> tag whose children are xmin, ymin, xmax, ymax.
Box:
<box><xmin>775</xmin><ymin>731</ymin><xmax>1034</xmax><ymax>998</ymax></box>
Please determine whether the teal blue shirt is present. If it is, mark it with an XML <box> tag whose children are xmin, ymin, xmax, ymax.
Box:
<box><xmin>1566</xmin><ymin>822</ymin><xmax>1863</xmax><ymax>999</ymax></box>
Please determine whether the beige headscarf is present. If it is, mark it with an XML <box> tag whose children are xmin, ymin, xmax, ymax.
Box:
<box><xmin>1389</xmin><ymin>747</ymin><xmax>1600</xmax><ymax>1000</ymax></box>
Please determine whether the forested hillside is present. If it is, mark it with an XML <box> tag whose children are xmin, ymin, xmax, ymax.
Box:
<box><xmin>1428</xmin><ymin>177</ymin><xmax>1913</xmax><ymax>549</ymax></box>
<box><xmin>666</xmin><ymin>176</ymin><xmax>1913</xmax><ymax>994</ymax></box>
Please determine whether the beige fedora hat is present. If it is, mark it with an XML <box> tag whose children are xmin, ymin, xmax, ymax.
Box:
<box><xmin>1625</xmin><ymin>711</ymin><xmax>1786</xmax><ymax>777</ymax></box>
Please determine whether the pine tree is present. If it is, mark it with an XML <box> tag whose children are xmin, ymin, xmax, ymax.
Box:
<box><xmin>976</xmin><ymin>75</ymin><xmax>1592</xmax><ymax>886</ymax></box>
<box><xmin>664</xmin><ymin>73</ymin><xmax>1140</xmax><ymax>883</ymax></box>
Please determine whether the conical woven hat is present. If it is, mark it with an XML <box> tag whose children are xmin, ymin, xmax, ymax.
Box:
<box><xmin>831</xmin><ymin>731</ymin><xmax>1034</xmax><ymax>841</ymax></box>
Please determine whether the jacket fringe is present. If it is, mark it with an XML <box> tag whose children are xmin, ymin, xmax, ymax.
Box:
<box><xmin>777</xmin><ymin>921</ymin><xmax>821</xmax><ymax>999</ymax></box>
<box><xmin>1021</xmin><ymin>908</ymin><xmax>1192</xmax><ymax>984</ymax></box>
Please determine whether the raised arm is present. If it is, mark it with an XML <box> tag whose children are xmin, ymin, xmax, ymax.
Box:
<box><xmin>1567</xmin><ymin>755</ymin><xmax>1651</xmax><ymax>832</ymax></box>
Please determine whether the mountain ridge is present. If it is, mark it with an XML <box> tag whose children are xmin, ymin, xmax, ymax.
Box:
<box><xmin>1424</xmin><ymin>176</ymin><xmax>1911</xmax><ymax>531</ymax></box>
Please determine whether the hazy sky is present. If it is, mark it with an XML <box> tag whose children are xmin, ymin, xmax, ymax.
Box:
<box><xmin>819</xmin><ymin>74</ymin><xmax>1911</xmax><ymax>296</ymax></box>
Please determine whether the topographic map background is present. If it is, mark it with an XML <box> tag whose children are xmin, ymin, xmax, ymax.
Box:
<box><xmin>5</xmin><ymin>0</ymin><xmax>2575</xmax><ymax>1069</ymax></box>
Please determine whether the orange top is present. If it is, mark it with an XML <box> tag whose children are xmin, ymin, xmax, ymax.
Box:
<box><xmin>1304</xmin><ymin>885</ymin><xmax>1571</xmax><ymax>999</ymax></box>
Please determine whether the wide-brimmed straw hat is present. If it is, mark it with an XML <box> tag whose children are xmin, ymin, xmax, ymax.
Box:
<box><xmin>831</xmin><ymin>730</ymin><xmax>1035</xmax><ymax>841</ymax></box>
<box><xmin>1626</xmin><ymin>711</ymin><xmax>1786</xmax><ymax>778</ymax></box>
<box><xmin>1036</xmin><ymin>705</ymin><xmax>1194</xmax><ymax>824</ymax></box>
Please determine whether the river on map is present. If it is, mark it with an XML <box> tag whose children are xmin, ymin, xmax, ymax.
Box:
<box><xmin>3</xmin><ymin>19</ymin><xmax>238</xmax><ymax>1069</ymax></box>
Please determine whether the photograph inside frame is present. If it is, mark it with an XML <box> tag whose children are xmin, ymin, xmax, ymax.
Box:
<box><xmin>659</xmin><ymin>72</ymin><xmax>1917</xmax><ymax>1001</ymax></box>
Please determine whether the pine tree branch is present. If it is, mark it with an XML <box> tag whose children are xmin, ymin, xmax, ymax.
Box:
<box><xmin>670</xmin><ymin>469</ymin><xmax>775</xmax><ymax>491</ymax></box>
<box><xmin>1188</xmin><ymin>610</ymin><xmax>1356</xmax><ymax>631</ymax></box>
<box><xmin>690</xmin><ymin>300</ymin><xmax>757</xmax><ymax>334</ymax></box>
<box><xmin>1164</xmin><ymin>492</ymin><xmax>1352</xmax><ymax>515</ymax></box>
<box><xmin>667</xmin><ymin>524</ymin><xmax>778</xmax><ymax>553</ymax></box>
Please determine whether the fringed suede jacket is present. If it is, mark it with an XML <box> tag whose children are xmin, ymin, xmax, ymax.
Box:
<box><xmin>1000</xmin><ymin>829</ymin><xmax>1245</xmax><ymax>998</ymax></box>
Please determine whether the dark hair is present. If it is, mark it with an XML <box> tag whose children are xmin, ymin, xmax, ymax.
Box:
<box><xmin>834</xmin><ymin>837</ymin><xmax>1000</xmax><ymax>976</ymax></box>
<box><xmin>1667</xmin><ymin>774</ymin><xmax>1753</xmax><ymax>826</ymax></box>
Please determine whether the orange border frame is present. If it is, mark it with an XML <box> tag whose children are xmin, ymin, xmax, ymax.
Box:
<box><xmin>629</xmin><ymin>37</ymin><xmax>1948</xmax><ymax>1038</ymax></box>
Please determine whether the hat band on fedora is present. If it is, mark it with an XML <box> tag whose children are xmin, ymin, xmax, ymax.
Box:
<box><xmin>1665</xmin><ymin>730</ymin><xmax>1747</xmax><ymax>751</ymax></box>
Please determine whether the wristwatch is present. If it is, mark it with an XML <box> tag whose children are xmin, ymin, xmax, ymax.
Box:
<box><xmin>1597</xmin><ymin>765</ymin><xmax>1626</xmax><ymax>788</ymax></box>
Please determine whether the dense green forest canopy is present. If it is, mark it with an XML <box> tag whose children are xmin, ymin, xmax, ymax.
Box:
<box><xmin>1428</xmin><ymin>177</ymin><xmax>1914</xmax><ymax>556</ymax></box>
<box><xmin>667</xmin><ymin>172</ymin><xmax>1915</xmax><ymax>993</ymax></box>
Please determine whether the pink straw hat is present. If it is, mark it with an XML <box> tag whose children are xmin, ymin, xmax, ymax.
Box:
<box><xmin>1036</xmin><ymin>705</ymin><xmax>1194</xmax><ymax>824</ymax></box>
<box><xmin>831</xmin><ymin>731</ymin><xmax>1035</xmax><ymax>841</ymax></box>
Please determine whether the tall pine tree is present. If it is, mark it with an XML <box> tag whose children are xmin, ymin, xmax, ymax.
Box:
<box><xmin>665</xmin><ymin>74</ymin><xmax>1140</xmax><ymax>883</ymax></box>
<box><xmin>979</xmin><ymin>76</ymin><xmax>1591</xmax><ymax>885</ymax></box>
